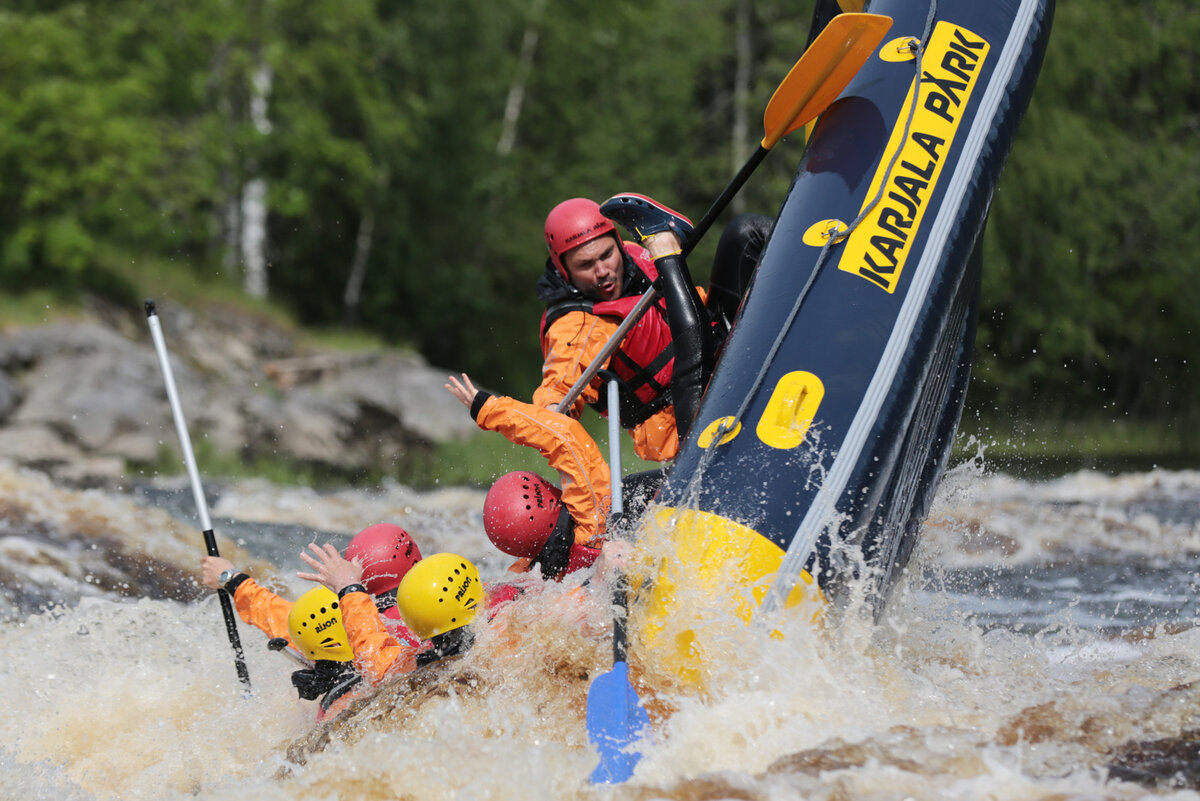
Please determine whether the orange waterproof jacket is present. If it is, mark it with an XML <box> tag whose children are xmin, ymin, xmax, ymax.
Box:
<box><xmin>337</xmin><ymin>583</ymin><xmax>535</xmax><ymax>680</ymax></box>
<box><xmin>231</xmin><ymin>580</ymin><xmax>421</xmax><ymax>719</ymax></box>
<box><xmin>232</xmin><ymin>578</ymin><xmax>293</xmax><ymax>644</ymax></box>
<box><xmin>231</xmin><ymin>579</ymin><xmax>420</xmax><ymax>657</ymax></box>
<box><xmin>533</xmin><ymin>246</ymin><xmax>707</xmax><ymax>464</ymax></box>
<box><xmin>339</xmin><ymin>590</ymin><xmax>422</xmax><ymax>683</ymax></box>
<box><xmin>473</xmin><ymin>394</ymin><xmax>611</xmax><ymax>547</ymax></box>
<box><xmin>535</xmin><ymin>313</ymin><xmax>681</xmax><ymax>463</ymax></box>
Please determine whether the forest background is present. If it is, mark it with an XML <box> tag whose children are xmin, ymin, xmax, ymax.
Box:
<box><xmin>0</xmin><ymin>0</ymin><xmax>1196</xmax><ymax>469</ymax></box>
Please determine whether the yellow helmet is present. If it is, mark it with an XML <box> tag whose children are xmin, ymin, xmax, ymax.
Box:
<box><xmin>396</xmin><ymin>553</ymin><xmax>483</xmax><ymax>639</ymax></box>
<box><xmin>288</xmin><ymin>586</ymin><xmax>354</xmax><ymax>662</ymax></box>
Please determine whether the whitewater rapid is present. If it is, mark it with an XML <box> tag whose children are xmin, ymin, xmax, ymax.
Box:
<box><xmin>2</xmin><ymin>458</ymin><xmax>1200</xmax><ymax>800</ymax></box>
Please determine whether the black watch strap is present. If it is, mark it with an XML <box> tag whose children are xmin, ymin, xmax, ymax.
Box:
<box><xmin>223</xmin><ymin>572</ymin><xmax>251</xmax><ymax>596</ymax></box>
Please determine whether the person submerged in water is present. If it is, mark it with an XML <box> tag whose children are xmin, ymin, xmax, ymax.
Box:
<box><xmin>200</xmin><ymin>523</ymin><xmax>425</xmax><ymax>717</ymax></box>
<box><xmin>280</xmin><ymin>585</ymin><xmax>367</xmax><ymax>719</ymax></box>
<box><xmin>298</xmin><ymin>544</ymin><xmax>500</xmax><ymax>672</ymax></box>
<box><xmin>201</xmin><ymin>522</ymin><xmax>423</xmax><ymax>645</ymax></box>
<box><xmin>299</xmin><ymin>537</ymin><xmax>625</xmax><ymax>682</ymax></box>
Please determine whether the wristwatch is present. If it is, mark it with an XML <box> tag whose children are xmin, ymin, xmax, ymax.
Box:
<box><xmin>218</xmin><ymin>568</ymin><xmax>238</xmax><ymax>590</ymax></box>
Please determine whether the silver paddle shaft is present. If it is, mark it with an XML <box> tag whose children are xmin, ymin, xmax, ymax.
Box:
<box><xmin>553</xmin><ymin>288</ymin><xmax>659</xmax><ymax>414</ymax></box>
<box><xmin>146</xmin><ymin>309</ymin><xmax>213</xmax><ymax>532</ymax></box>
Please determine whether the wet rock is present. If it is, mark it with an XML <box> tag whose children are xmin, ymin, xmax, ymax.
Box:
<box><xmin>11</xmin><ymin>346</ymin><xmax>177</xmax><ymax>455</ymax></box>
<box><xmin>0</xmin><ymin>461</ymin><xmax>276</xmax><ymax>618</ymax></box>
<box><xmin>627</xmin><ymin>775</ymin><xmax>764</xmax><ymax>801</ymax></box>
<box><xmin>997</xmin><ymin>700</ymin><xmax>1066</xmax><ymax>745</ymax></box>
<box><xmin>0</xmin><ymin>300</ymin><xmax>478</xmax><ymax>486</ymax></box>
<box><xmin>0</xmin><ymin>369</ymin><xmax>19</xmax><ymax>420</ymax></box>
<box><xmin>283</xmin><ymin>655</ymin><xmax>480</xmax><ymax>767</ymax></box>
<box><xmin>0</xmin><ymin>424</ymin><xmax>87</xmax><ymax>467</ymax></box>
<box><xmin>766</xmin><ymin>725</ymin><xmax>987</xmax><ymax>780</ymax></box>
<box><xmin>1107</xmin><ymin>730</ymin><xmax>1200</xmax><ymax>790</ymax></box>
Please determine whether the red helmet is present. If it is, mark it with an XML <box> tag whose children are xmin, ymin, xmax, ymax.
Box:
<box><xmin>544</xmin><ymin>198</ymin><xmax>617</xmax><ymax>280</ymax></box>
<box><xmin>483</xmin><ymin>471</ymin><xmax>563</xmax><ymax>558</ymax></box>
<box><xmin>344</xmin><ymin>523</ymin><xmax>422</xmax><ymax>596</ymax></box>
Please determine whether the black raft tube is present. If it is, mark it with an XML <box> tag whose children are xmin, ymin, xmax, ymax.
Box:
<box><xmin>652</xmin><ymin>254</ymin><xmax>715</xmax><ymax>444</ymax></box>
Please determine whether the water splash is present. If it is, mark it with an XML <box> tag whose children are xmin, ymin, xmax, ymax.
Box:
<box><xmin>2</xmin><ymin>459</ymin><xmax>1200</xmax><ymax>798</ymax></box>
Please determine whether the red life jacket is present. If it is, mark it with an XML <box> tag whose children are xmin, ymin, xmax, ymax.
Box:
<box><xmin>540</xmin><ymin>248</ymin><xmax>675</xmax><ymax>427</ymax></box>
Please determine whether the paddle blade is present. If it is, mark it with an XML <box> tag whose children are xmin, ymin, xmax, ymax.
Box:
<box><xmin>587</xmin><ymin>660</ymin><xmax>650</xmax><ymax>784</ymax></box>
<box><xmin>762</xmin><ymin>12</ymin><xmax>893</xmax><ymax>148</ymax></box>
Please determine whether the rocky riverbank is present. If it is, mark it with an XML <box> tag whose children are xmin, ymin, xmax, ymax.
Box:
<box><xmin>0</xmin><ymin>297</ymin><xmax>479</xmax><ymax>489</ymax></box>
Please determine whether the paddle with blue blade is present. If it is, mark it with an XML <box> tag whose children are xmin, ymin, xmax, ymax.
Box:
<box><xmin>587</xmin><ymin>583</ymin><xmax>646</xmax><ymax>783</ymax></box>
<box><xmin>583</xmin><ymin>13</ymin><xmax>892</xmax><ymax>784</ymax></box>
<box><xmin>587</xmin><ymin>374</ymin><xmax>649</xmax><ymax>783</ymax></box>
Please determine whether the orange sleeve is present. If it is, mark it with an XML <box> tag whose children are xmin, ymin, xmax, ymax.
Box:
<box><xmin>629</xmin><ymin>406</ymin><xmax>680</xmax><ymax>462</ymax></box>
<box><xmin>533</xmin><ymin>311</ymin><xmax>621</xmax><ymax>416</ymax></box>
<box><xmin>340</xmin><ymin>591</ymin><xmax>418</xmax><ymax>683</ymax></box>
<box><xmin>232</xmin><ymin>579</ymin><xmax>294</xmax><ymax>643</ymax></box>
<box><xmin>475</xmin><ymin>395</ymin><xmax>611</xmax><ymax>546</ymax></box>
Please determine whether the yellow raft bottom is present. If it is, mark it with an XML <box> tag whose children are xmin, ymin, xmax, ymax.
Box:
<box><xmin>632</xmin><ymin>506</ymin><xmax>826</xmax><ymax>686</ymax></box>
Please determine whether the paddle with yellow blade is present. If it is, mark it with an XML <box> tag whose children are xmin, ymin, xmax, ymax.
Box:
<box><xmin>557</xmin><ymin>11</ymin><xmax>893</xmax><ymax>417</ymax></box>
<box><xmin>584</xmin><ymin>12</ymin><xmax>893</xmax><ymax>785</ymax></box>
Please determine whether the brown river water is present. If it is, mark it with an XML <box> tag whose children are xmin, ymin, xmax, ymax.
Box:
<box><xmin>2</xmin><ymin>457</ymin><xmax>1200</xmax><ymax>800</ymax></box>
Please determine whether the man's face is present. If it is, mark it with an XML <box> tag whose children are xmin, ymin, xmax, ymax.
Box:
<box><xmin>562</xmin><ymin>235</ymin><xmax>624</xmax><ymax>302</ymax></box>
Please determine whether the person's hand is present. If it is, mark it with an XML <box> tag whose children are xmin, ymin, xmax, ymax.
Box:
<box><xmin>594</xmin><ymin>538</ymin><xmax>632</xmax><ymax>582</ymax></box>
<box><xmin>445</xmin><ymin>372</ymin><xmax>478</xmax><ymax>408</ymax></box>
<box><xmin>201</xmin><ymin>556</ymin><xmax>235</xmax><ymax>590</ymax></box>
<box><xmin>643</xmin><ymin>231</ymin><xmax>683</xmax><ymax>259</ymax></box>
<box><xmin>297</xmin><ymin>543</ymin><xmax>364</xmax><ymax>594</ymax></box>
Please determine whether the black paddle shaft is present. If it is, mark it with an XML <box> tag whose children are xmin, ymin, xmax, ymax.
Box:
<box><xmin>685</xmin><ymin>145</ymin><xmax>769</xmax><ymax>257</ymax></box>
<box><xmin>611</xmin><ymin>576</ymin><xmax>631</xmax><ymax>664</ymax></box>
<box><xmin>204</xmin><ymin>527</ymin><xmax>252</xmax><ymax>687</ymax></box>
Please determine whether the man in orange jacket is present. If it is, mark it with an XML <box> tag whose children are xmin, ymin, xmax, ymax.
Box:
<box><xmin>535</xmin><ymin>193</ymin><xmax>771</xmax><ymax>459</ymax></box>
<box><xmin>281</xmin><ymin>585</ymin><xmax>366</xmax><ymax>720</ymax></box>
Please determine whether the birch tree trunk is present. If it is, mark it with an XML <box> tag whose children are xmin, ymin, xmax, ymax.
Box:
<box><xmin>496</xmin><ymin>0</ymin><xmax>548</xmax><ymax>156</ymax></box>
<box><xmin>241</xmin><ymin>62</ymin><xmax>273</xmax><ymax>299</ymax></box>
<box><xmin>342</xmin><ymin>210</ymin><xmax>375</xmax><ymax>326</ymax></box>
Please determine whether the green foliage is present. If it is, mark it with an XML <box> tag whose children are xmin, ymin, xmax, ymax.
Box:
<box><xmin>130</xmin><ymin>439</ymin><xmax>379</xmax><ymax>489</ymax></box>
<box><xmin>978</xmin><ymin>0</ymin><xmax>1200</xmax><ymax>426</ymax></box>
<box><xmin>1</xmin><ymin>0</ymin><xmax>1195</xmax><ymax>443</ymax></box>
